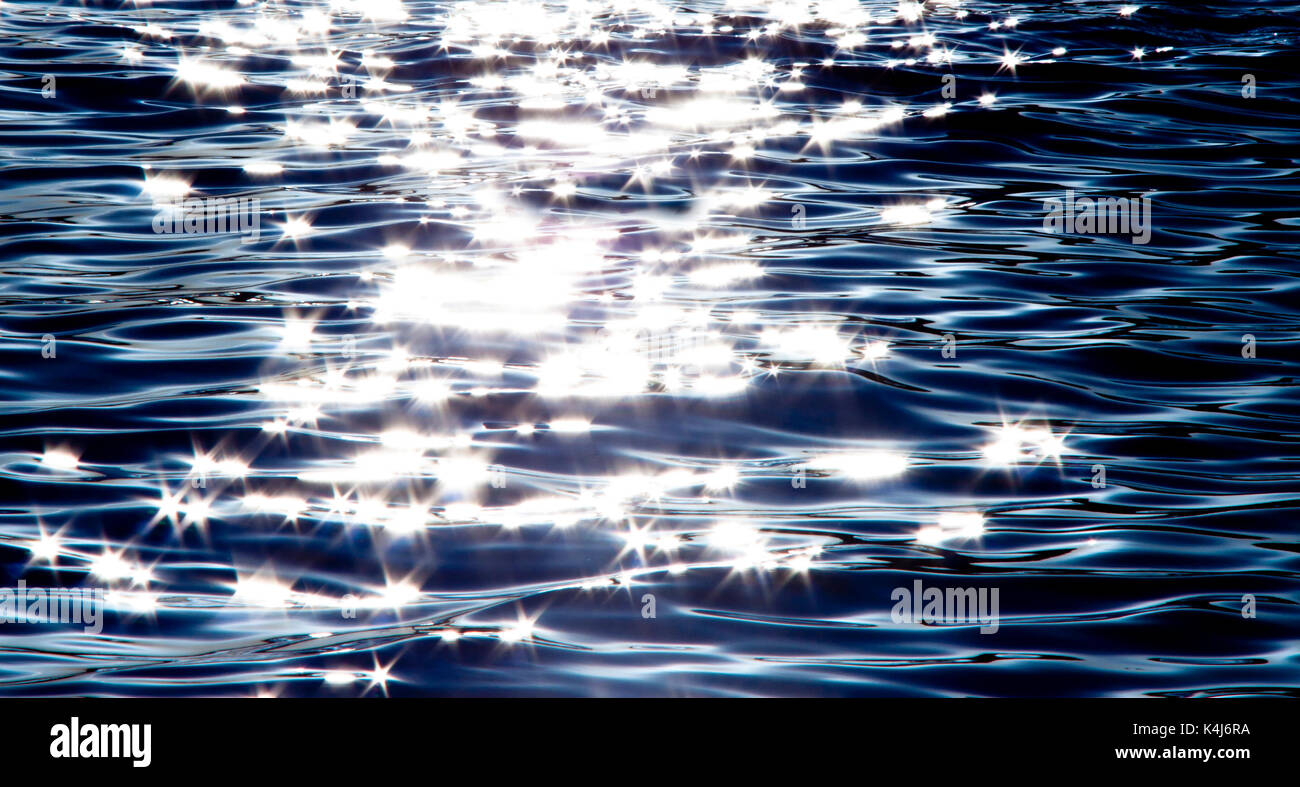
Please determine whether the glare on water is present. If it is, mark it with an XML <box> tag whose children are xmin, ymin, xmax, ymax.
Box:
<box><xmin>25</xmin><ymin>0</ymin><xmax>1278</xmax><ymax>699</ymax></box>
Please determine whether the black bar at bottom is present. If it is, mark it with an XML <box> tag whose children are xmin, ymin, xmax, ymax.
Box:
<box><xmin>0</xmin><ymin>699</ymin><xmax>1290</xmax><ymax>776</ymax></box>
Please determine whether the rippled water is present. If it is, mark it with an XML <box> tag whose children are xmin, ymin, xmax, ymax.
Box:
<box><xmin>1</xmin><ymin>0</ymin><xmax>1297</xmax><ymax>697</ymax></box>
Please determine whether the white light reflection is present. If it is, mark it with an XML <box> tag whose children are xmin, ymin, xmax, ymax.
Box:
<box><xmin>71</xmin><ymin>0</ymin><xmax>1093</xmax><ymax>669</ymax></box>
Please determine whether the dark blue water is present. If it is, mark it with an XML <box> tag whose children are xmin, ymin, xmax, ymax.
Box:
<box><xmin>1</xmin><ymin>0</ymin><xmax>1297</xmax><ymax>697</ymax></box>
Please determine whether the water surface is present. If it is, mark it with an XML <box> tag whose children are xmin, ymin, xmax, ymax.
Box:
<box><xmin>1</xmin><ymin>0</ymin><xmax>1297</xmax><ymax>697</ymax></box>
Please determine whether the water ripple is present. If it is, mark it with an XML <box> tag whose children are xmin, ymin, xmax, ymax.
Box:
<box><xmin>0</xmin><ymin>0</ymin><xmax>1297</xmax><ymax>697</ymax></box>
